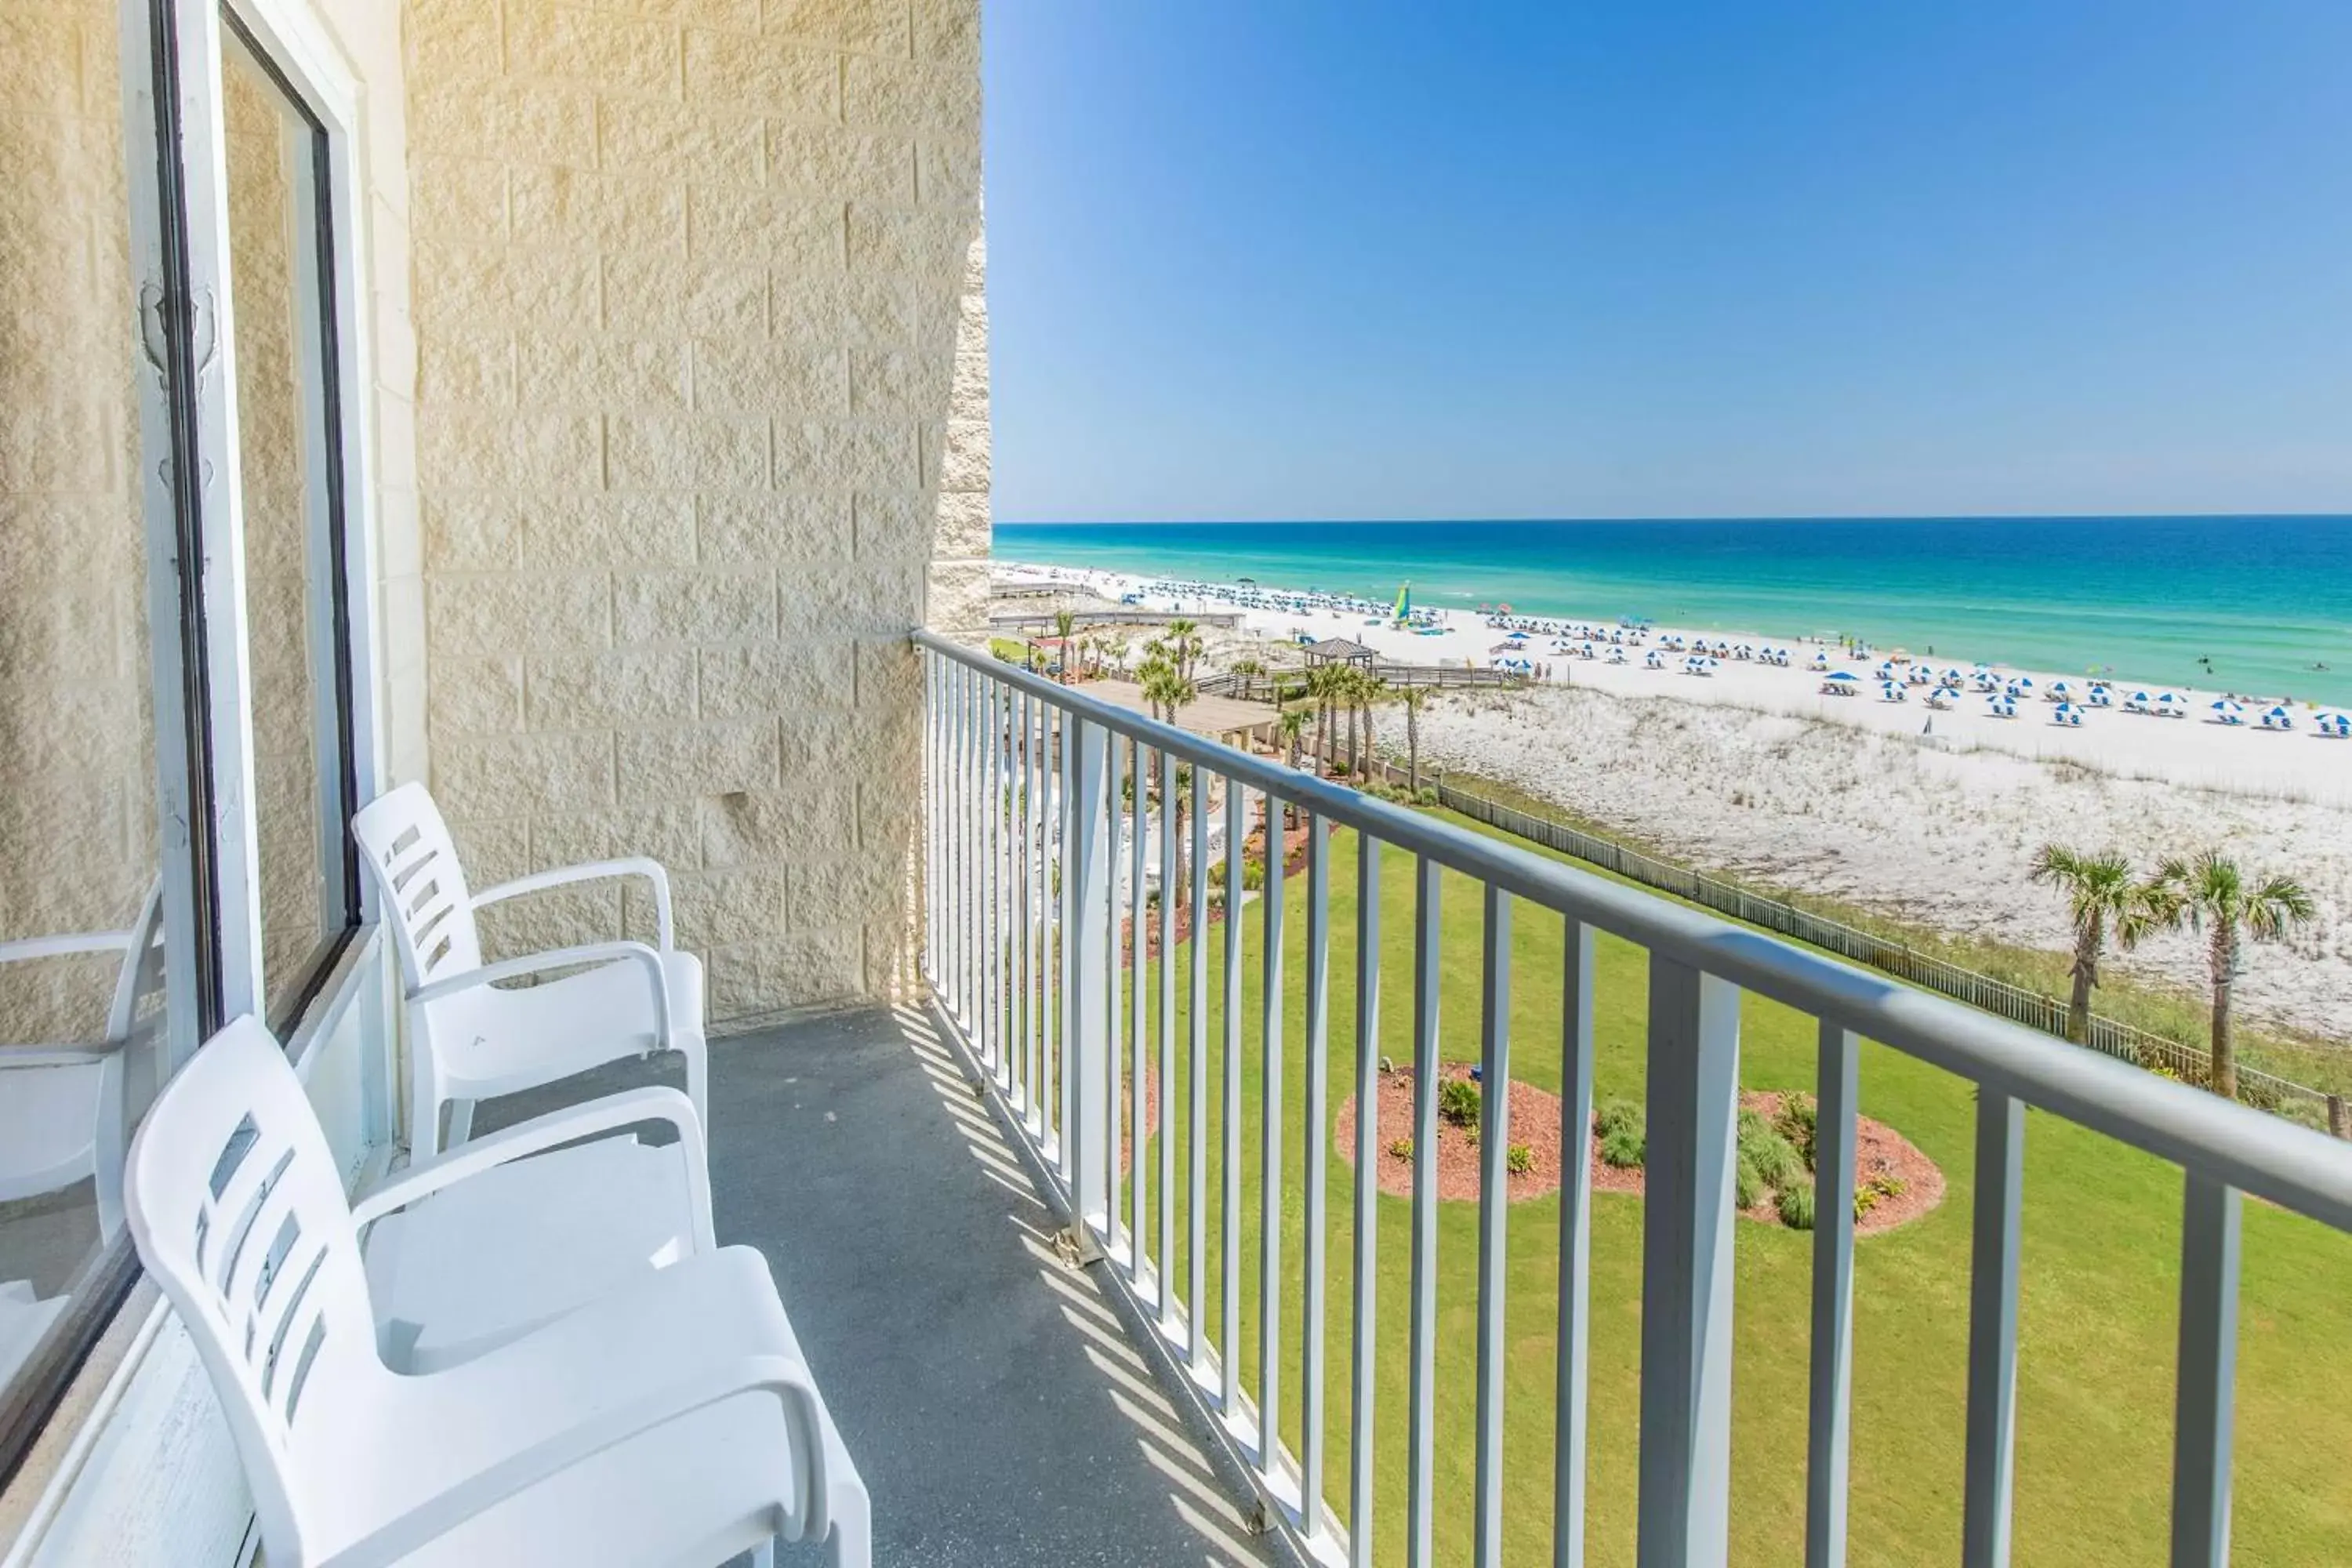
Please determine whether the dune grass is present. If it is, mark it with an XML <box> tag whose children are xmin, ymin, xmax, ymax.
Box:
<box><xmin>1046</xmin><ymin>811</ymin><xmax>2352</xmax><ymax>1566</ymax></box>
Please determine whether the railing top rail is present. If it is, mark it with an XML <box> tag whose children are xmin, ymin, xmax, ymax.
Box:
<box><xmin>920</xmin><ymin>630</ymin><xmax>2352</xmax><ymax>1230</ymax></box>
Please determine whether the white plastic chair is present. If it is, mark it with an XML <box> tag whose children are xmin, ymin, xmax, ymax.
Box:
<box><xmin>126</xmin><ymin>1015</ymin><xmax>871</xmax><ymax>1568</ymax></box>
<box><xmin>0</xmin><ymin>881</ymin><xmax>166</xmax><ymax>1240</ymax></box>
<box><xmin>350</xmin><ymin>783</ymin><xmax>706</xmax><ymax>1157</ymax></box>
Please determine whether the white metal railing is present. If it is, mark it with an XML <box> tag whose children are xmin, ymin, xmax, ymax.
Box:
<box><xmin>915</xmin><ymin>630</ymin><xmax>2352</xmax><ymax>1568</ymax></box>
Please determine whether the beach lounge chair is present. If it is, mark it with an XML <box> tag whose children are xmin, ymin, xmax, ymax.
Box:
<box><xmin>351</xmin><ymin>783</ymin><xmax>708</xmax><ymax>1159</ymax></box>
<box><xmin>125</xmin><ymin>1014</ymin><xmax>870</xmax><ymax>1568</ymax></box>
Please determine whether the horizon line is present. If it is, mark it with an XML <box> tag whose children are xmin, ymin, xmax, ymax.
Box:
<box><xmin>999</xmin><ymin>510</ymin><xmax>2352</xmax><ymax>528</ymax></box>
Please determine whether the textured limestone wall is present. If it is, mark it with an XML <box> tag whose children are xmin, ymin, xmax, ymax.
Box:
<box><xmin>403</xmin><ymin>0</ymin><xmax>989</xmax><ymax>1021</ymax></box>
<box><xmin>0</xmin><ymin>0</ymin><xmax>160</xmax><ymax>1040</ymax></box>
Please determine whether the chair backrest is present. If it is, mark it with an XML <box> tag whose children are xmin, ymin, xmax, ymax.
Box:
<box><xmin>107</xmin><ymin>878</ymin><xmax>168</xmax><ymax>1044</ymax></box>
<box><xmin>125</xmin><ymin>1016</ymin><xmax>385</xmax><ymax>1565</ymax></box>
<box><xmin>350</xmin><ymin>782</ymin><xmax>482</xmax><ymax>992</ymax></box>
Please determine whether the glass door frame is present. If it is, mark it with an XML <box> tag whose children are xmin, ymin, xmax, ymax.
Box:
<box><xmin>0</xmin><ymin>0</ymin><xmax>386</xmax><ymax>1487</ymax></box>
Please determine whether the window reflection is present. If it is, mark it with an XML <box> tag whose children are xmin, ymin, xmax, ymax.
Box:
<box><xmin>222</xmin><ymin>24</ymin><xmax>359</xmax><ymax>1019</ymax></box>
<box><xmin>0</xmin><ymin>2</ymin><xmax>180</xmax><ymax>1388</ymax></box>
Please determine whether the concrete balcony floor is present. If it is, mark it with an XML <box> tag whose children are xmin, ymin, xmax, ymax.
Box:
<box><xmin>483</xmin><ymin>1004</ymin><xmax>1288</xmax><ymax>1568</ymax></box>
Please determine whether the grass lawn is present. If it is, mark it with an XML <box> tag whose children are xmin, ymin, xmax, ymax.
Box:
<box><xmin>1021</xmin><ymin>807</ymin><xmax>2352</xmax><ymax>1566</ymax></box>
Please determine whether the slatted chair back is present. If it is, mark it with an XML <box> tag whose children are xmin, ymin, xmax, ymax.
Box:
<box><xmin>351</xmin><ymin>782</ymin><xmax>484</xmax><ymax>991</ymax></box>
<box><xmin>125</xmin><ymin>1016</ymin><xmax>386</xmax><ymax>1565</ymax></box>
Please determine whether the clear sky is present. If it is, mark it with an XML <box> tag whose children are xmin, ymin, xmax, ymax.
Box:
<box><xmin>981</xmin><ymin>2</ymin><xmax>2352</xmax><ymax>522</ymax></box>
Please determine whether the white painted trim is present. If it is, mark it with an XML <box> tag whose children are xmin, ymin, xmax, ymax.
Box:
<box><xmin>172</xmin><ymin>0</ymin><xmax>265</xmax><ymax>1024</ymax></box>
<box><xmin>116</xmin><ymin>0</ymin><xmax>205</xmax><ymax>1073</ymax></box>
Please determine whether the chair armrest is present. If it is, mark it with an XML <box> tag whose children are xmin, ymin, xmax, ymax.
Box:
<box><xmin>339</xmin><ymin>1354</ymin><xmax>826</xmax><ymax>1568</ymax></box>
<box><xmin>470</xmin><ymin>858</ymin><xmax>675</xmax><ymax>951</ymax></box>
<box><xmin>335</xmin><ymin>1251</ymin><xmax>835</xmax><ymax>1566</ymax></box>
<box><xmin>0</xmin><ymin>931</ymin><xmax>136</xmax><ymax>966</ymax></box>
<box><xmin>408</xmin><ymin>942</ymin><xmax>672</xmax><ymax>1054</ymax></box>
<box><xmin>351</xmin><ymin>1084</ymin><xmax>713</xmax><ymax>1250</ymax></box>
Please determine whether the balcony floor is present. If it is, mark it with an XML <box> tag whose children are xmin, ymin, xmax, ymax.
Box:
<box><xmin>483</xmin><ymin>1004</ymin><xmax>1288</xmax><ymax>1567</ymax></box>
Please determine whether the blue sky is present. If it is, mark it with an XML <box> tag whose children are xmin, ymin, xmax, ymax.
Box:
<box><xmin>982</xmin><ymin>2</ymin><xmax>2352</xmax><ymax>522</ymax></box>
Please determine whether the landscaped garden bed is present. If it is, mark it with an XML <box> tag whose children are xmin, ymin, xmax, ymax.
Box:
<box><xmin>1335</xmin><ymin>1071</ymin><xmax>1940</xmax><ymax>1232</ymax></box>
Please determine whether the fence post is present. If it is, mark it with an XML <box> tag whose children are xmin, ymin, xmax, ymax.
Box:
<box><xmin>2332</xmin><ymin>1094</ymin><xmax>2347</xmax><ymax>1141</ymax></box>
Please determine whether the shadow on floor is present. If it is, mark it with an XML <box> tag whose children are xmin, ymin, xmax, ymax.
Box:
<box><xmin>481</xmin><ymin>1003</ymin><xmax>1288</xmax><ymax>1567</ymax></box>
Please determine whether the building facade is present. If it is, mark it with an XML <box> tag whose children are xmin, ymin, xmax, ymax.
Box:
<box><xmin>0</xmin><ymin>0</ymin><xmax>985</xmax><ymax>1554</ymax></box>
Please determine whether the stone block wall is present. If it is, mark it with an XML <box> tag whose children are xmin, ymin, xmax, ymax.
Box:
<box><xmin>403</xmin><ymin>0</ymin><xmax>989</xmax><ymax>1022</ymax></box>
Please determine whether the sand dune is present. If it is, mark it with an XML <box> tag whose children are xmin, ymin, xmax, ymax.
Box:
<box><xmin>1406</xmin><ymin>684</ymin><xmax>2351</xmax><ymax>1040</ymax></box>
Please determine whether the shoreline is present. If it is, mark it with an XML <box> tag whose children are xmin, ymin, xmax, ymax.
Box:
<box><xmin>996</xmin><ymin>559</ymin><xmax>2352</xmax><ymax>809</ymax></box>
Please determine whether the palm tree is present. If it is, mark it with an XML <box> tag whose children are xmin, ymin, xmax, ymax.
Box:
<box><xmin>1355</xmin><ymin>675</ymin><xmax>1386</xmax><ymax>784</ymax></box>
<box><xmin>1275</xmin><ymin>707</ymin><xmax>1310</xmax><ymax>829</ymax></box>
<box><xmin>1399</xmin><ymin>686</ymin><xmax>1430</xmax><ymax>794</ymax></box>
<box><xmin>1051</xmin><ymin>610</ymin><xmax>1077</xmax><ymax>683</ymax></box>
<box><xmin>2026</xmin><ymin>845</ymin><xmax>2163</xmax><ymax>1044</ymax></box>
<box><xmin>1307</xmin><ymin>666</ymin><xmax>1337</xmax><ymax>778</ymax></box>
<box><xmin>1277</xmin><ymin>707</ymin><xmax>1308</xmax><ymax>772</ymax></box>
<box><xmin>1229</xmin><ymin>657</ymin><xmax>1265</xmax><ymax>701</ymax></box>
<box><xmin>2143</xmin><ymin>851</ymin><xmax>2317</xmax><ymax>1099</ymax></box>
<box><xmin>1165</xmin><ymin>619</ymin><xmax>1203</xmax><ymax>683</ymax></box>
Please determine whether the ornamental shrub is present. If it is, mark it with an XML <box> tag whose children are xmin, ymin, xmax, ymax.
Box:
<box><xmin>1506</xmin><ymin>1144</ymin><xmax>1534</xmax><ymax>1175</ymax></box>
<box><xmin>1599</xmin><ymin>1127</ymin><xmax>1645</xmax><ymax>1169</ymax></box>
<box><xmin>1438</xmin><ymin>1078</ymin><xmax>1483</xmax><ymax>1129</ymax></box>
<box><xmin>1777</xmin><ymin>1180</ymin><xmax>1817</xmax><ymax>1230</ymax></box>
<box><xmin>1595</xmin><ymin>1098</ymin><xmax>1642</xmax><ymax>1140</ymax></box>
<box><xmin>1773</xmin><ymin>1094</ymin><xmax>1818</xmax><ymax>1170</ymax></box>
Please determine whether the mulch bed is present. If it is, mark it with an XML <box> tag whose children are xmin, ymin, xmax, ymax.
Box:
<box><xmin>1334</xmin><ymin>1076</ymin><xmax>1942</xmax><ymax>1234</ymax></box>
<box><xmin>1737</xmin><ymin>1090</ymin><xmax>1944</xmax><ymax>1235</ymax></box>
<box><xmin>1334</xmin><ymin>1064</ymin><xmax>1566</xmax><ymax>1203</ymax></box>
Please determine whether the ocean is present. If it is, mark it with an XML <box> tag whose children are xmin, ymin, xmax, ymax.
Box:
<box><xmin>994</xmin><ymin>517</ymin><xmax>2352</xmax><ymax>707</ymax></box>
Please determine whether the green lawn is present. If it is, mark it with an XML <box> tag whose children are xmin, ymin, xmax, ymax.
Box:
<box><xmin>1025</xmin><ymin>810</ymin><xmax>2352</xmax><ymax>1566</ymax></box>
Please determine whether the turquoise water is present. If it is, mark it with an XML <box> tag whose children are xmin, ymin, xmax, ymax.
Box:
<box><xmin>995</xmin><ymin>517</ymin><xmax>2352</xmax><ymax>706</ymax></box>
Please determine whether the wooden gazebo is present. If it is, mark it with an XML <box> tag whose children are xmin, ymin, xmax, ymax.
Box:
<box><xmin>1301</xmin><ymin>637</ymin><xmax>1376</xmax><ymax>670</ymax></box>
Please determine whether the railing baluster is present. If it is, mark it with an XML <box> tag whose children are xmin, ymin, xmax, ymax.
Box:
<box><xmin>1029</xmin><ymin>693</ymin><xmax>1047</xmax><ymax>1128</ymax></box>
<box><xmin>1159</xmin><ymin>747</ymin><xmax>1178</xmax><ymax>1329</ymax></box>
<box><xmin>983</xmin><ymin>677</ymin><xmax>999</xmax><ymax>1069</ymax></box>
<box><xmin>1301</xmin><ymin>812</ymin><xmax>1330</xmax><ymax>1537</ymax></box>
<box><xmin>953</xmin><ymin>659</ymin><xmax>968</xmax><ymax>1026</ymax></box>
<box><xmin>1474</xmin><ymin>884</ymin><xmax>1512</xmax><ymax>1568</ymax></box>
<box><xmin>1350</xmin><ymin>835</ymin><xmax>1384</xmax><ymax>1568</ymax></box>
<box><xmin>1012</xmin><ymin>688</ymin><xmax>1029</xmax><ymax>1108</ymax></box>
<box><xmin>1407</xmin><ymin>854</ymin><xmax>1442</xmax><ymax>1568</ymax></box>
<box><xmin>1068</xmin><ymin>717</ymin><xmax>1109</xmax><ymax>1228</ymax></box>
<box><xmin>1808</xmin><ymin>1022</ymin><xmax>1860</xmax><ymax>1568</ymax></box>
<box><xmin>1106</xmin><ymin>737</ymin><xmax>1127</xmax><ymax>1246</ymax></box>
<box><xmin>1636</xmin><ymin>956</ymin><xmax>1740</xmax><ymax>1568</ymax></box>
<box><xmin>1049</xmin><ymin>705</ymin><xmax>1068</xmax><ymax>1161</ymax></box>
<box><xmin>1222</xmin><ymin>778</ymin><xmax>1245</xmax><ymax>1416</ymax></box>
<box><xmin>1259</xmin><ymin>791</ymin><xmax>1287</xmax><ymax>1472</ymax></box>
<box><xmin>1189</xmin><ymin>762</ymin><xmax>1210</xmax><ymax>1373</ymax></box>
<box><xmin>1055</xmin><ymin>706</ymin><xmax>1075</xmax><ymax>1168</ymax></box>
<box><xmin>2170</xmin><ymin>1171</ymin><xmax>2240</xmax><ymax>1568</ymax></box>
<box><xmin>1131</xmin><ymin>739</ymin><xmax>1149</xmax><ymax>1279</ymax></box>
<box><xmin>1963</xmin><ymin>1091</ymin><xmax>2025</xmax><ymax>1568</ymax></box>
<box><xmin>1555</xmin><ymin>917</ymin><xmax>1595</xmax><ymax>1568</ymax></box>
<box><xmin>923</xmin><ymin>652</ymin><xmax>936</xmax><ymax>988</ymax></box>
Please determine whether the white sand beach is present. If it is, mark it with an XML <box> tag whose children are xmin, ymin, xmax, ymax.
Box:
<box><xmin>998</xmin><ymin>561</ymin><xmax>2352</xmax><ymax>1039</ymax></box>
